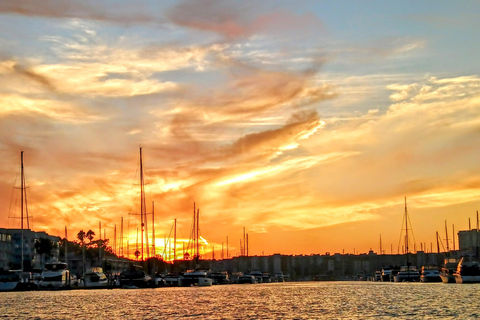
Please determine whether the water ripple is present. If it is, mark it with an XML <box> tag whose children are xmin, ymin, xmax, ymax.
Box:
<box><xmin>2</xmin><ymin>282</ymin><xmax>480</xmax><ymax>319</ymax></box>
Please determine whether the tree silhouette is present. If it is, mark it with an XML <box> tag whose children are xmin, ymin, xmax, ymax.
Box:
<box><xmin>35</xmin><ymin>238</ymin><xmax>55</xmax><ymax>269</ymax></box>
<box><xmin>86</xmin><ymin>230</ymin><xmax>95</xmax><ymax>244</ymax></box>
<box><xmin>77</xmin><ymin>230</ymin><xmax>86</xmax><ymax>245</ymax></box>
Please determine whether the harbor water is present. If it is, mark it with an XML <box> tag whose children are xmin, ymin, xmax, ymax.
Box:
<box><xmin>2</xmin><ymin>281</ymin><xmax>480</xmax><ymax>319</ymax></box>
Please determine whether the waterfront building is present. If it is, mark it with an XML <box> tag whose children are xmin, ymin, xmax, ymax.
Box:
<box><xmin>458</xmin><ymin>229</ymin><xmax>480</xmax><ymax>257</ymax></box>
<box><xmin>0</xmin><ymin>231</ymin><xmax>12</xmax><ymax>270</ymax></box>
<box><xmin>0</xmin><ymin>228</ymin><xmax>60</xmax><ymax>270</ymax></box>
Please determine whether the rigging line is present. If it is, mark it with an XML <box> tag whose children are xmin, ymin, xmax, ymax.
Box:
<box><xmin>407</xmin><ymin>212</ymin><xmax>417</xmax><ymax>251</ymax></box>
<box><xmin>438</xmin><ymin>233</ymin><xmax>446</xmax><ymax>252</ymax></box>
<box><xmin>397</xmin><ymin>209</ymin><xmax>406</xmax><ymax>254</ymax></box>
<box><xmin>8</xmin><ymin>174</ymin><xmax>18</xmax><ymax>220</ymax></box>
<box><xmin>161</xmin><ymin>222</ymin><xmax>175</xmax><ymax>259</ymax></box>
<box><xmin>186</xmin><ymin>205</ymin><xmax>196</xmax><ymax>257</ymax></box>
<box><xmin>186</xmin><ymin>217</ymin><xmax>194</xmax><ymax>256</ymax></box>
<box><xmin>23</xmin><ymin>172</ymin><xmax>30</xmax><ymax>230</ymax></box>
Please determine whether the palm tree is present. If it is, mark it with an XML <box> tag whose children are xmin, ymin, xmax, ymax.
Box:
<box><xmin>86</xmin><ymin>230</ymin><xmax>95</xmax><ymax>244</ymax></box>
<box><xmin>35</xmin><ymin>238</ymin><xmax>54</xmax><ymax>269</ymax></box>
<box><xmin>77</xmin><ymin>230</ymin><xmax>86</xmax><ymax>245</ymax></box>
<box><xmin>77</xmin><ymin>230</ymin><xmax>88</xmax><ymax>278</ymax></box>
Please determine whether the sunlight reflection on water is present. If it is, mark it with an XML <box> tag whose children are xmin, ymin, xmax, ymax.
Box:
<box><xmin>1</xmin><ymin>282</ymin><xmax>480</xmax><ymax>319</ymax></box>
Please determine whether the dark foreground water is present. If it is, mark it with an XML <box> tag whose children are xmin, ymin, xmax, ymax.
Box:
<box><xmin>1</xmin><ymin>281</ymin><xmax>480</xmax><ymax>319</ymax></box>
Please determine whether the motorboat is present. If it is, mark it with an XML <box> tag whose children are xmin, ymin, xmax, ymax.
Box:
<box><xmin>262</xmin><ymin>273</ymin><xmax>271</xmax><ymax>283</ymax></box>
<box><xmin>381</xmin><ymin>267</ymin><xmax>393</xmax><ymax>282</ymax></box>
<box><xmin>162</xmin><ymin>272</ymin><xmax>181</xmax><ymax>286</ymax></box>
<box><xmin>454</xmin><ymin>258</ymin><xmax>480</xmax><ymax>284</ymax></box>
<box><xmin>82</xmin><ymin>267</ymin><xmax>109</xmax><ymax>288</ymax></box>
<box><xmin>0</xmin><ymin>270</ymin><xmax>37</xmax><ymax>292</ymax></box>
<box><xmin>210</xmin><ymin>271</ymin><xmax>231</xmax><ymax>285</ymax></box>
<box><xmin>39</xmin><ymin>261</ymin><xmax>71</xmax><ymax>289</ymax></box>
<box><xmin>420</xmin><ymin>266</ymin><xmax>442</xmax><ymax>282</ymax></box>
<box><xmin>179</xmin><ymin>270</ymin><xmax>213</xmax><ymax>287</ymax></box>
<box><xmin>248</xmin><ymin>270</ymin><xmax>263</xmax><ymax>283</ymax></box>
<box><xmin>275</xmin><ymin>272</ymin><xmax>285</xmax><ymax>282</ymax></box>
<box><xmin>238</xmin><ymin>274</ymin><xmax>257</xmax><ymax>284</ymax></box>
<box><xmin>119</xmin><ymin>269</ymin><xmax>154</xmax><ymax>288</ymax></box>
<box><xmin>394</xmin><ymin>265</ymin><xmax>420</xmax><ymax>282</ymax></box>
<box><xmin>440</xmin><ymin>258</ymin><xmax>459</xmax><ymax>283</ymax></box>
<box><xmin>154</xmin><ymin>273</ymin><xmax>166</xmax><ymax>287</ymax></box>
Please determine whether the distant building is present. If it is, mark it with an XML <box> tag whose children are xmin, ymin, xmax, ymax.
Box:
<box><xmin>0</xmin><ymin>231</ymin><xmax>12</xmax><ymax>270</ymax></box>
<box><xmin>0</xmin><ymin>228</ymin><xmax>60</xmax><ymax>270</ymax></box>
<box><xmin>458</xmin><ymin>229</ymin><xmax>480</xmax><ymax>256</ymax></box>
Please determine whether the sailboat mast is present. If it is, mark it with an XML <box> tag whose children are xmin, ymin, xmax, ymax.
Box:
<box><xmin>152</xmin><ymin>201</ymin><xmax>155</xmax><ymax>257</ymax></box>
<box><xmin>445</xmin><ymin>220</ymin><xmax>449</xmax><ymax>252</ymax></box>
<box><xmin>121</xmin><ymin>217</ymin><xmax>124</xmax><ymax>257</ymax></box>
<box><xmin>140</xmin><ymin>147</ymin><xmax>144</xmax><ymax>261</ymax></box>
<box><xmin>243</xmin><ymin>227</ymin><xmax>246</xmax><ymax>256</ymax></box>
<box><xmin>192</xmin><ymin>202</ymin><xmax>195</xmax><ymax>259</ymax></box>
<box><xmin>20</xmin><ymin>151</ymin><xmax>24</xmax><ymax>272</ymax></box>
<box><xmin>436</xmin><ymin>231</ymin><xmax>440</xmax><ymax>253</ymax></box>
<box><xmin>404</xmin><ymin>197</ymin><xmax>409</xmax><ymax>255</ymax></box>
<box><xmin>174</xmin><ymin>219</ymin><xmax>177</xmax><ymax>261</ymax></box>
<box><xmin>65</xmin><ymin>226</ymin><xmax>68</xmax><ymax>269</ymax></box>
<box><xmin>196</xmin><ymin>208</ymin><xmax>200</xmax><ymax>260</ymax></box>
<box><xmin>136</xmin><ymin>227</ymin><xmax>139</xmax><ymax>261</ymax></box>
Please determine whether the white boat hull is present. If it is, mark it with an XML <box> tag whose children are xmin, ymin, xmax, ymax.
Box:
<box><xmin>198</xmin><ymin>278</ymin><xmax>213</xmax><ymax>287</ymax></box>
<box><xmin>455</xmin><ymin>275</ymin><xmax>480</xmax><ymax>284</ymax></box>
<box><xmin>39</xmin><ymin>270</ymin><xmax>71</xmax><ymax>289</ymax></box>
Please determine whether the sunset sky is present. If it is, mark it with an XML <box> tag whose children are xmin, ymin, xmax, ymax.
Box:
<box><xmin>1</xmin><ymin>0</ymin><xmax>480</xmax><ymax>259</ymax></box>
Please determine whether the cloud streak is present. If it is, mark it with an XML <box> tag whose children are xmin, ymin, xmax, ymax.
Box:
<box><xmin>0</xmin><ymin>1</ymin><xmax>479</xmax><ymax>257</ymax></box>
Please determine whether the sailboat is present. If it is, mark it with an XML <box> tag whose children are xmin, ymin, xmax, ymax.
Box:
<box><xmin>178</xmin><ymin>203</ymin><xmax>213</xmax><ymax>287</ymax></box>
<box><xmin>120</xmin><ymin>147</ymin><xmax>155</xmax><ymax>288</ymax></box>
<box><xmin>1</xmin><ymin>152</ymin><xmax>37</xmax><ymax>291</ymax></box>
<box><xmin>394</xmin><ymin>197</ymin><xmax>420</xmax><ymax>282</ymax></box>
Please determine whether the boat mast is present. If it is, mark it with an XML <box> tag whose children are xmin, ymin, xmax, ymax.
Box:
<box><xmin>20</xmin><ymin>151</ymin><xmax>24</xmax><ymax>272</ymax></box>
<box><xmin>243</xmin><ymin>227</ymin><xmax>246</xmax><ymax>256</ymax></box>
<box><xmin>65</xmin><ymin>226</ymin><xmax>68</xmax><ymax>269</ymax></box>
<box><xmin>196</xmin><ymin>208</ymin><xmax>200</xmax><ymax>261</ymax></box>
<box><xmin>404</xmin><ymin>197</ymin><xmax>409</xmax><ymax>255</ymax></box>
<box><xmin>140</xmin><ymin>147</ymin><xmax>144</xmax><ymax>261</ymax></box>
<box><xmin>436</xmin><ymin>231</ymin><xmax>440</xmax><ymax>253</ymax></box>
<box><xmin>152</xmin><ymin>201</ymin><xmax>155</xmax><ymax>257</ymax></box>
<box><xmin>445</xmin><ymin>220</ymin><xmax>449</xmax><ymax>252</ymax></box>
<box><xmin>136</xmin><ymin>227</ymin><xmax>139</xmax><ymax>261</ymax></box>
<box><xmin>121</xmin><ymin>217</ymin><xmax>124</xmax><ymax>257</ymax></box>
<box><xmin>174</xmin><ymin>218</ymin><xmax>177</xmax><ymax>261</ymax></box>
<box><xmin>192</xmin><ymin>202</ymin><xmax>196</xmax><ymax>259</ymax></box>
